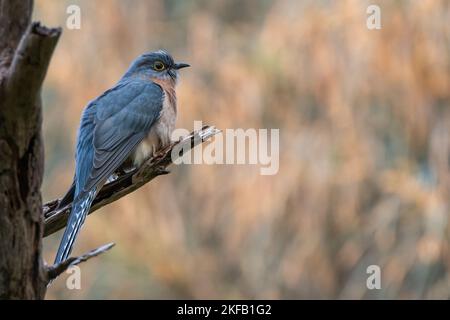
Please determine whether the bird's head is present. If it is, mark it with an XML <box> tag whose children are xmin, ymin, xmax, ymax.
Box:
<box><xmin>123</xmin><ymin>50</ymin><xmax>190</xmax><ymax>84</ymax></box>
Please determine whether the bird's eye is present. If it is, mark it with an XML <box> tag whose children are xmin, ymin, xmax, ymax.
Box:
<box><xmin>153</xmin><ymin>61</ymin><xmax>166</xmax><ymax>71</ymax></box>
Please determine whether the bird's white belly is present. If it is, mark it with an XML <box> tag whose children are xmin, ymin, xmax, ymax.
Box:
<box><xmin>133</xmin><ymin>96</ymin><xmax>176</xmax><ymax>166</ymax></box>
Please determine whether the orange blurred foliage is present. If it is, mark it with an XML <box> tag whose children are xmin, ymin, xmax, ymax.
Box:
<box><xmin>36</xmin><ymin>0</ymin><xmax>450</xmax><ymax>299</ymax></box>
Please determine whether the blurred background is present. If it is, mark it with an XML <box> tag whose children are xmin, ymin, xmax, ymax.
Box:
<box><xmin>36</xmin><ymin>0</ymin><xmax>450</xmax><ymax>299</ymax></box>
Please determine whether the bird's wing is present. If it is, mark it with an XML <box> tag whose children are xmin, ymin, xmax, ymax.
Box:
<box><xmin>54</xmin><ymin>80</ymin><xmax>164</xmax><ymax>265</ymax></box>
<box><xmin>75</xmin><ymin>80</ymin><xmax>164</xmax><ymax>196</ymax></box>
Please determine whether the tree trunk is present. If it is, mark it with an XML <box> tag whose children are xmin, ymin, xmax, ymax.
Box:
<box><xmin>0</xmin><ymin>0</ymin><xmax>60</xmax><ymax>299</ymax></box>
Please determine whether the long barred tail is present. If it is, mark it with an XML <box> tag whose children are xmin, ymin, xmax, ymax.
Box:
<box><xmin>53</xmin><ymin>188</ymin><xmax>97</xmax><ymax>265</ymax></box>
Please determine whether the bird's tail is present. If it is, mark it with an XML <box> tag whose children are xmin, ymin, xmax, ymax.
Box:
<box><xmin>53</xmin><ymin>188</ymin><xmax>97</xmax><ymax>265</ymax></box>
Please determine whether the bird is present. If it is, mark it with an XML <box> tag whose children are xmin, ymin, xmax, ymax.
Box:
<box><xmin>53</xmin><ymin>50</ymin><xmax>190</xmax><ymax>265</ymax></box>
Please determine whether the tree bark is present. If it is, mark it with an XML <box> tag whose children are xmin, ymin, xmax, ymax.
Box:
<box><xmin>0</xmin><ymin>0</ymin><xmax>61</xmax><ymax>299</ymax></box>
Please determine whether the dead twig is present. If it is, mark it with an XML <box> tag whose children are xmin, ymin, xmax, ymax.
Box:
<box><xmin>47</xmin><ymin>242</ymin><xmax>115</xmax><ymax>282</ymax></box>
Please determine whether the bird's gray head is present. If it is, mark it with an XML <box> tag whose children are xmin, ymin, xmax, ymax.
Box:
<box><xmin>123</xmin><ymin>50</ymin><xmax>190</xmax><ymax>83</ymax></box>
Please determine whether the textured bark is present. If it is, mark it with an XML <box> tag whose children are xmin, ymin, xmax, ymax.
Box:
<box><xmin>0</xmin><ymin>0</ymin><xmax>61</xmax><ymax>299</ymax></box>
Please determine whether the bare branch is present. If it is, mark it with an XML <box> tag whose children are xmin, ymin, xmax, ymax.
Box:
<box><xmin>7</xmin><ymin>22</ymin><xmax>61</xmax><ymax>94</ymax></box>
<box><xmin>3</xmin><ymin>23</ymin><xmax>61</xmax><ymax>147</ymax></box>
<box><xmin>43</xmin><ymin>125</ymin><xmax>220</xmax><ymax>237</ymax></box>
<box><xmin>1</xmin><ymin>22</ymin><xmax>61</xmax><ymax>156</ymax></box>
<box><xmin>47</xmin><ymin>242</ymin><xmax>115</xmax><ymax>282</ymax></box>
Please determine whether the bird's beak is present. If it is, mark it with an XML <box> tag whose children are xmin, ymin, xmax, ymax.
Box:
<box><xmin>174</xmin><ymin>62</ymin><xmax>190</xmax><ymax>70</ymax></box>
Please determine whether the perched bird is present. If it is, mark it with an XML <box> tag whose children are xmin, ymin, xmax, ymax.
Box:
<box><xmin>54</xmin><ymin>50</ymin><xmax>189</xmax><ymax>265</ymax></box>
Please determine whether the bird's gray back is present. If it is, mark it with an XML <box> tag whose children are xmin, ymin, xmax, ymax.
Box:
<box><xmin>75</xmin><ymin>79</ymin><xmax>164</xmax><ymax>197</ymax></box>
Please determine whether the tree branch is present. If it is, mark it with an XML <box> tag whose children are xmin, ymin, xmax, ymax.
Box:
<box><xmin>43</xmin><ymin>125</ymin><xmax>220</xmax><ymax>237</ymax></box>
<box><xmin>2</xmin><ymin>22</ymin><xmax>61</xmax><ymax>153</ymax></box>
<box><xmin>7</xmin><ymin>22</ymin><xmax>61</xmax><ymax>98</ymax></box>
<box><xmin>47</xmin><ymin>242</ymin><xmax>115</xmax><ymax>282</ymax></box>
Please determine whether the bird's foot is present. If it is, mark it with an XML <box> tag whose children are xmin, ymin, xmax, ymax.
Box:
<box><xmin>106</xmin><ymin>173</ymin><xmax>119</xmax><ymax>183</ymax></box>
